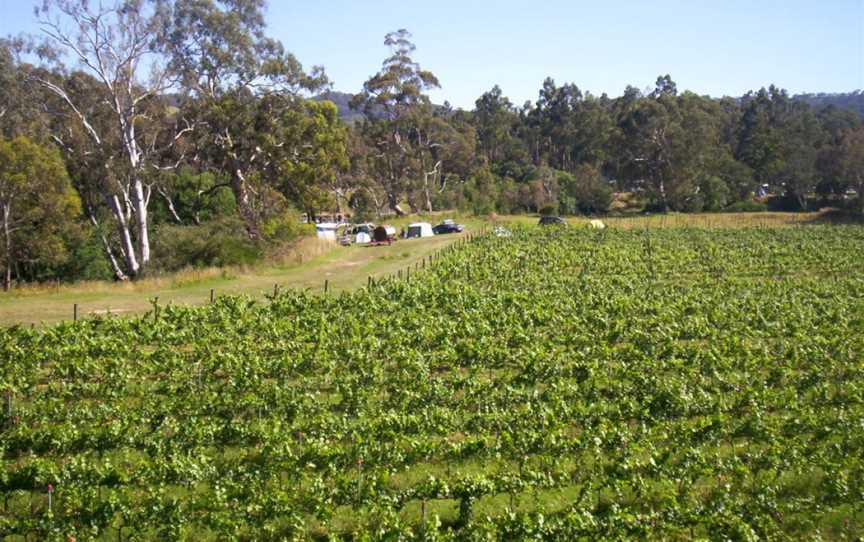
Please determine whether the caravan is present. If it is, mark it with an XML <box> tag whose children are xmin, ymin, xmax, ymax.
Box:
<box><xmin>406</xmin><ymin>222</ymin><xmax>434</xmax><ymax>239</ymax></box>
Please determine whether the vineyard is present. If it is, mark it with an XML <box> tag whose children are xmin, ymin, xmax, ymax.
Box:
<box><xmin>2</xmin><ymin>225</ymin><xmax>863</xmax><ymax>541</ymax></box>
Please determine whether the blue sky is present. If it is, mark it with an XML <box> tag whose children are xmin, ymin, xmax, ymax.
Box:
<box><xmin>2</xmin><ymin>0</ymin><xmax>861</xmax><ymax>109</ymax></box>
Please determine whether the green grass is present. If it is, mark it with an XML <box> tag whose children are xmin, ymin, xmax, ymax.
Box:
<box><xmin>0</xmin><ymin>223</ymin><xmax>479</xmax><ymax>327</ymax></box>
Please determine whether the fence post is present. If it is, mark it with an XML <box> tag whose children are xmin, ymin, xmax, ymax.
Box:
<box><xmin>73</xmin><ymin>303</ymin><xmax>78</xmax><ymax>322</ymax></box>
<box><xmin>273</xmin><ymin>283</ymin><xmax>279</xmax><ymax>297</ymax></box>
<box><xmin>324</xmin><ymin>279</ymin><xmax>329</xmax><ymax>294</ymax></box>
<box><xmin>210</xmin><ymin>289</ymin><xmax>215</xmax><ymax>303</ymax></box>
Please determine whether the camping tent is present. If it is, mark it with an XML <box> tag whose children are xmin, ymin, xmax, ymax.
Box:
<box><xmin>406</xmin><ymin>222</ymin><xmax>434</xmax><ymax>239</ymax></box>
<box><xmin>355</xmin><ymin>232</ymin><xmax>371</xmax><ymax>244</ymax></box>
<box><xmin>315</xmin><ymin>223</ymin><xmax>339</xmax><ymax>241</ymax></box>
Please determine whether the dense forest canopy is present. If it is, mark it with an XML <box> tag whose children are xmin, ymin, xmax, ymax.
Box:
<box><xmin>0</xmin><ymin>0</ymin><xmax>863</xmax><ymax>286</ymax></box>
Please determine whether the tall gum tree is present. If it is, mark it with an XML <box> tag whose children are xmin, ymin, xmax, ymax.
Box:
<box><xmin>0</xmin><ymin>136</ymin><xmax>80</xmax><ymax>291</ymax></box>
<box><xmin>31</xmin><ymin>0</ymin><xmax>190</xmax><ymax>279</ymax></box>
<box><xmin>162</xmin><ymin>0</ymin><xmax>328</xmax><ymax>239</ymax></box>
<box><xmin>352</xmin><ymin>29</ymin><xmax>443</xmax><ymax>215</ymax></box>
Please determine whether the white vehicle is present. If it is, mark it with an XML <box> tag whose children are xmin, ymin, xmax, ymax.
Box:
<box><xmin>406</xmin><ymin>222</ymin><xmax>434</xmax><ymax>238</ymax></box>
<box><xmin>315</xmin><ymin>223</ymin><xmax>340</xmax><ymax>241</ymax></box>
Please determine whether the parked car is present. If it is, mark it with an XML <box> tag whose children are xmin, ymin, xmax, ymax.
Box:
<box><xmin>538</xmin><ymin>215</ymin><xmax>567</xmax><ymax>226</ymax></box>
<box><xmin>432</xmin><ymin>219</ymin><xmax>464</xmax><ymax>234</ymax></box>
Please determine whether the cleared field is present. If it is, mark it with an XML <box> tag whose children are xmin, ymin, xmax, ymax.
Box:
<box><xmin>1</xmin><ymin>222</ymin><xmax>862</xmax><ymax>540</ymax></box>
<box><xmin>0</xmin><ymin>228</ymin><xmax>471</xmax><ymax>327</ymax></box>
<box><xmin>0</xmin><ymin>212</ymin><xmax>831</xmax><ymax>327</ymax></box>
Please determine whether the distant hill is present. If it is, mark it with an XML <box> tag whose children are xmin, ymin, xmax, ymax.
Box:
<box><xmin>314</xmin><ymin>91</ymin><xmax>367</xmax><ymax>123</ymax></box>
<box><xmin>314</xmin><ymin>91</ymin><xmax>449</xmax><ymax>123</ymax></box>
<box><xmin>794</xmin><ymin>91</ymin><xmax>864</xmax><ymax>117</ymax></box>
<box><xmin>317</xmin><ymin>89</ymin><xmax>864</xmax><ymax>122</ymax></box>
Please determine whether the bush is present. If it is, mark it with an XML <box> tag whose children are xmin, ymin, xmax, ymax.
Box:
<box><xmin>724</xmin><ymin>200</ymin><xmax>768</xmax><ymax>213</ymax></box>
<box><xmin>261</xmin><ymin>209</ymin><xmax>314</xmax><ymax>242</ymax></box>
<box><xmin>66</xmin><ymin>233</ymin><xmax>114</xmax><ymax>281</ymax></box>
<box><xmin>151</xmin><ymin>218</ymin><xmax>262</xmax><ymax>273</ymax></box>
<box><xmin>460</xmin><ymin>168</ymin><xmax>500</xmax><ymax>215</ymax></box>
<box><xmin>700</xmin><ymin>176</ymin><xmax>731</xmax><ymax>212</ymax></box>
<box><xmin>559</xmin><ymin>164</ymin><xmax>613</xmax><ymax>214</ymax></box>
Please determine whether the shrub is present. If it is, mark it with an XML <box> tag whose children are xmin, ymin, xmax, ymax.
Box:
<box><xmin>700</xmin><ymin>176</ymin><xmax>731</xmax><ymax>212</ymax></box>
<box><xmin>151</xmin><ymin>218</ymin><xmax>262</xmax><ymax>273</ymax></box>
<box><xmin>261</xmin><ymin>209</ymin><xmax>314</xmax><ymax>242</ymax></box>
<box><xmin>559</xmin><ymin>164</ymin><xmax>613</xmax><ymax>214</ymax></box>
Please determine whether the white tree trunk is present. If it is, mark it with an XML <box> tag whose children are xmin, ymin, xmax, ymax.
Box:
<box><xmin>2</xmin><ymin>203</ymin><xmax>11</xmax><ymax>292</ymax></box>
<box><xmin>132</xmin><ymin>179</ymin><xmax>150</xmax><ymax>269</ymax></box>
<box><xmin>107</xmin><ymin>195</ymin><xmax>140</xmax><ymax>276</ymax></box>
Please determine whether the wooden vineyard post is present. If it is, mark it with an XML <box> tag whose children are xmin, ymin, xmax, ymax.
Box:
<box><xmin>210</xmin><ymin>289</ymin><xmax>215</xmax><ymax>303</ymax></box>
<box><xmin>324</xmin><ymin>280</ymin><xmax>329</xmax><ymax>294</ymax></box>
<box><xmin>73</xmin><ymin>303</ymin><xmax>78</xmax><ymax>322</ymax></box>
<box><xmin>273</xmin><ymin>284</ymin><xmax>279</xmax><ymax>297</ymax></box>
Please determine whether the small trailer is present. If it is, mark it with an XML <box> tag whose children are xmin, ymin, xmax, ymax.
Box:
<box><xmin>406</xmin><ymin>222</ymin><xmax>434</xmax><ymax>239</ymax></box>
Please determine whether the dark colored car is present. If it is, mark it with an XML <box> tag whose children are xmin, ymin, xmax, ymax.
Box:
<box><xmin>432</xmin><ymin>221</ymin><xmax>464</xmax><ymax>234</ymax></box>
<box><xmin>538</xmin><ymin>215</ymin><xmax>567</xmax><ymax>226</ymax></box>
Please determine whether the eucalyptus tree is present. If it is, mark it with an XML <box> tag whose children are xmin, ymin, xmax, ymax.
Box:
<box><xmin>31</xmin><ymin>0</ymin><xmax>190</xmax><ymax>279</ymax></box>
<box><xmin>837</xmin><ymin>127</ymin><xmax>864</xmax><ymax>213</ymax></box>
<box><xmin>0</xmin><ymin>40</ymin><xmax>42</xmax><ymax>139</ymax></box>
<box><xmin>615</xmin><ymin>77</ymin><xmax>734</xmax><ymax>211</ymax></box>
<box><xmin>737</xmin><ymin>86</ymin><xmax>824</xmax><ymax>209</ymax></box>
<box><xmin>614</xmin><ymin>79</ymin><xmax>678</xmax><ymax>210</ymax></box>
<box><xmin>0</xmin><ymin>136</ymin><xmax>79</xmax><ymax>291</ymax></box>
<box><xmin>474</xmin><ymin>85</ymin><xmax>518</xmax><ymax>165</ymax></box>
<box><xmin>269</xmin><ymin>100</ymin><xmax>349</xmax><ymax>221</ymax></box>
<box><xmin>352</xmin><ymin>29</ymin><xmax>444</xmax><ymax>215</ymax></box>
<box><xmin>162</xmin><ymin>0</ymin><xmax>329</xmax><ymax>239</ymax></box>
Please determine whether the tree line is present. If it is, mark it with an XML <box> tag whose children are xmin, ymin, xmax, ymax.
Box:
<box><xmin>1</xmin><ymin>0</ymin><xmax>863</xmax><ymax>287</ymax></box>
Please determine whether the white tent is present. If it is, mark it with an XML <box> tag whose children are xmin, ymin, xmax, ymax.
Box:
<box><xmin>407</xmin><ymin>222</ymin><xmax>434</xmax><ymax>238</ymax></box>
<box><xmin>315</xmin><ymin>223</ymin><xmax>339</xmax><ymax>241</ymax></box>
<box><xmin>355</xmin><ymin>231</ymin><xmax>372</xmax><ymax>244</ymax></box>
